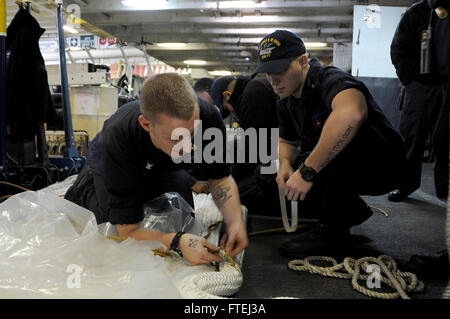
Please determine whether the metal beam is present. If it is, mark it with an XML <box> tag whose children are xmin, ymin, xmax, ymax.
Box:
<box><xmin>119</xmin><ymin>35</ymin><xmax>352</xmax><ymax>44</ymax></box>
<box><xmin>81</xmin><ymin>13</ymin><xmax>354</xmax><ymax>26</ymax></box>
<box><xmin>104</xmin><ymin>25</ymin><xmax>352</xmax><ymax>37</ymax></box>
<box><xmin>65</xmin><ymin>0</ymin><xmax>416</xmax><ymax>13</ymax></box>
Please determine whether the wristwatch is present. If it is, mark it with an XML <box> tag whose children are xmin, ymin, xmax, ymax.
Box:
<box><xmin>169</xmin><ymin>231</ymin><xmax>185</xmax><ymax>257</ymax></box>
<box><xmin>298</xmin><ymin>162</ymin><xmax>317</xmax><ymax>182</ymax></box>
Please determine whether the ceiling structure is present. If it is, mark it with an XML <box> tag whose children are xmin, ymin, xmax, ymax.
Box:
<box><xmin>5</xmin><ymin>0</ymin><xmax>417</xmax><ymax>75</ymax></box>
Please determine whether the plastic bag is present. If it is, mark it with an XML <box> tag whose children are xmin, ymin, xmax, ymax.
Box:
<box><xmin>39</xmin><ymin>174</ymin><xmax>79</xmax><ymax>197</ymax></box>
<box><xmin>142</xmin><ymin>192</ymin><xmax>195</xmax><ymax>233</ymax></box>
<box><xmin>0</xmin><ymin>191</ymin><xmax>182</xmax><ymax>298</ymax></box>
<box><xmin>98</xmin><ymin>192</ymin><xmax>203</xmax><ymax>245</ymax></box>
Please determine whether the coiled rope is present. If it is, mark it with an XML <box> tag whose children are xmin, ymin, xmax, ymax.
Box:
<box><xmin>106</xmin><ymin>222</ymin><xmax>243</xmax><ymax>299</ymax></box>
<box><xmin>177</xmin><ymin>250</ymin><xmax>243</xmax><ymax>299</ymax></box>
<box><xmin>288</xmin><ymin>255</ymin><xmax>424</xmax><ymax>299</ymax></box>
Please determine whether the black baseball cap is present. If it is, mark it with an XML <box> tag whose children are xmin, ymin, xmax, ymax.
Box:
<box><xmin>210</xmin><ymin>76</ymin><xmax>236</xmax><ymax>118</ymax></box>
<box><xmin>193</xmin><ymin>77</ymin><xmax>214</xmax><ymax>93</ymax></box>
<box><xmin>253</xmin><ymin>30</ymin><xmax>306</xmax><ymax>76</ymax></box>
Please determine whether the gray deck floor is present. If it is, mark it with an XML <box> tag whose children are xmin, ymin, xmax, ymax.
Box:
<box><xmin>234</xmin><ymin>163</ymin><xmax>449</xmax><ymax>299</ymax></box>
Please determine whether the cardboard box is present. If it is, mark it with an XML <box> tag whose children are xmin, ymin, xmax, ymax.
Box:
<box><xmin>70</xmin><ymin>86</ymin><xmax>118</xmax><ymax>139</ymax></box>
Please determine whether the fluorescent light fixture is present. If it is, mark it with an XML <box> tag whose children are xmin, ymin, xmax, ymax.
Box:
<box><xmin>156</xmin><ymin>43</ymin><xmax>187</xmax><ymax>48</ymax></box>
<box><xmin>218</xmin><ymin>16</ymin><xmax>282</xmax><ymax>23</ymax></box>
<box><xmin>218</xmin><ymin>1</ymin><xmax>260</xmax><ymax>9</ymax></box>
<box><xmin>209</xmin><ymin>70</ymin><xmax>232</xmax><ymax>76</ymax></box>
<box><xmin>122</xmin><ymin>0</ymin><xmax>168</xmax><ymax>9</ymax></box>
<box><xmin>305</xmin><ymin>42</ymin><xmax>327</xmax><ymax>48</ymax></box>
<box><xmin>63</xmin><ymin>25</ymin><xmax>79</xmax><ymax>34</ymax></box>
<box><xmin>184</xmin><ymin>60</ymin><xmax>207</xmax><ymax>65</ymax></box>
<box><xmin>66</xmin><ymin>46</ymin><xmax>82</xmax><ymax>51</ymax></box>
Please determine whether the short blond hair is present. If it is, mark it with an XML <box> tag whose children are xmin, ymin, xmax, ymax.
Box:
<box><xmin>140</xmin><ymin>73</ymin><xmax>197</xmax><ymax>122</ymax></box>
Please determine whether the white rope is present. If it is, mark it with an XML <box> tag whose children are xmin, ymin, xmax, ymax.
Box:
<box><xmin>278</xmin><ymin>184</ymin><xmax>298</xmax><ymax>233</ymax></box>
<box><xmin>288</xmin><ymin>255</ymin><xmax>424</xmax><ymax>299</ymax></box>
<box><xmin>177</xmin><ymin>251</ymin><xmax>243</xmax><ymax>299</ymax></box>
<box><xmin>167</xmin><ymin>194</ymin><xmax>245</xmax><ymax>299</ymax></box>
<box><xmin>276</xmin><ymin>160</ymin><xmax>298</xmax><ymax>233</ymax></box>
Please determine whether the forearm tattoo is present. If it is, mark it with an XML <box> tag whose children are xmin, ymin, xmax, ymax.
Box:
<box><xmin>188</xmin><ymin>238</ymin><xmax>199</xmax><ymax>248</ymax></box>
<box><xmin>212</xmin><ymin>184</ymin><xmax>232</xmax><ymax>209</ymax></box>
<box><xmin>320</xmin><ymin>126</ymin><xmax>353</xmax><ymax>169</ymax></box>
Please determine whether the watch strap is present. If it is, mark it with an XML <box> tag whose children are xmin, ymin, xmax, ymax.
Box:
<box><xmin>298</xmin><ymin>162</ymin><xmax>305</xmax><ymax>172</ymax></box>
<box><xmin>298</xmin><ymin>162</ymin><xmax>317</xmax><ymax>182</ymax></box>
<box><xmin>169</xmin><ymin>231</ymin><xmax>185</xmax><ymax>257</ymax></box>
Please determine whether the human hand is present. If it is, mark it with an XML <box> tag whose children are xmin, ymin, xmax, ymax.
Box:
<box><xmin>191</xmin><ymin>181</ymin><xmax>210</xmax><ymax>194</ymax></box>
<box><xmin>219</xmin><ymin>218</ymin><xmax>248</xmax><ymax>257</ymax></box>
<box><xmin>276</xmin><ymin>162</ymin><xmax>294</xmax><ymax>194</ymax></box>
<box><xmin>284</xmin><ymin>169</ymin><xmax>313</xmax><ymax>201</ymax></box>
<box><xmin>179</xmin><ymin>233</ymin><xmax>223</xmax><ymax>266</ymax></box>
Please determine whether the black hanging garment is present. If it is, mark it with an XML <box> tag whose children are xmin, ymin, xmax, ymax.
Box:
<box><xmin>6</xmin><ymin>8</ymin><xmax>56</xmax><ymax>143</ymax></box>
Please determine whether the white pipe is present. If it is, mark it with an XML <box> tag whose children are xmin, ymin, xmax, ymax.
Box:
<box><xmin>41</xmin><ymin>47</ymin><xmax>161</xmax><ymax>64</ymax></box>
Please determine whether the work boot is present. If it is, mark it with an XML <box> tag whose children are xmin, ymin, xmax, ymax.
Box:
<box><xmin>404</xmin><ymin>250</ymin><xmax>450</xmax><ymax>279</ymax></box>
<box><xmin>388</xmin><ymin>189</ymin><xmax>414</xmax><ymax>202</ymax></box>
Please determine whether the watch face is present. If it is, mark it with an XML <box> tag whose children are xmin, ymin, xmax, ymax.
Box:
<box><xmin>300</xmin><ymin>164</ymin><xmax>316</xmax><ymax>181</ymax></box>
<box><xmin>302</xmin><ymin>169</ymin><xmax>314</xmax><ymax>181</ymax></box>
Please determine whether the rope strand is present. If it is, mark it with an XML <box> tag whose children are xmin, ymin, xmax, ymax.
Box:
<box><xmin>288</xmin><ymin>255</ymin><xmax>424</xmax><ymax>299</ymax></box>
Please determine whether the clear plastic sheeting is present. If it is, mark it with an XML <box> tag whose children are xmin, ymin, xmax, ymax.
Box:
<box><xmin>38</xmin><ymin>174</ymin><xmax>79</xmax><ymax>197</ymax></box>
<box><xmin>0</xmin><ymin>191</ymin><xmax>181</xmax><ymax>298</ymax></box>
<box><xmin>98</xmin><ymin>192</ymin><xmax>209</xmax><ymax>243</ymax></box>
<box><xmin>142</xmin><ymin>192</ymin><xmax>196</xmax><ymax>233</ymax></box>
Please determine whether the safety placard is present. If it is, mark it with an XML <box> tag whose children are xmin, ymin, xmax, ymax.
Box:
<box><xmin>68</xmin><ymin>37</ymin><xmax>80</xmax><ymax>47</ymax></box>
<box><xmin>99</xmin><ymin>37</ymin><xmax>117</xmax><ymax>48</ymax></box>
<box><xmin>80</xmin><ymin>35</ymin><xmax>95</xmax><ymax>48</ymax></box>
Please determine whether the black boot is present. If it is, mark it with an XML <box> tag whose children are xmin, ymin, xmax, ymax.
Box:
<box><xmin>404</xmin><ymin>250</ymin><xmax>450</xmax><ymax>279</ymax></box>
<box><xmin>388</xmin><ymin>188</ymin><xmax>415</xmax><ymax>202</ymax></box>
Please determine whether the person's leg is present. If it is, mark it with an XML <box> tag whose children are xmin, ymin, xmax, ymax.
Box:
<box><xmin>90</xmin><ymin>167</ymin><xmax>108</xmax><ymax>224</ymax></box>
<box><xmin>237</xmin><ymin>174</ymin><xmax>280</xmax><ymax>216</ymax></box>
<box><xmin>64</xmin><ymin>164</ymin><xmax>107</xmax><ymax>224</ymax></box>
<box><xmin>73</xmin><ymin>133</ymin><xmax>109</xmax><ymax>224</ymax></box>
<box><xmin>253</xmin><ymin>150</ymin><xmax>374</xmax><ymax>226</ymax></box>
<box><xmin>256</xmin><ymin>124</ymin><xmax>401</xmax><ymax>229</ymax></box>
<box><xmin>294</xmin><ymin>154</ymin><xmax>373</xmax><ymax>230</ymax></box>
<box><xmin>280</xmin><ymin>127</ymin><xmax>404</xmax><ymax>256</ymax></box>
<box><xmin>279</xmin><ymin>156</ymin><xmax>371</xmax><ymax>257</ymax></box>
<box><xmin>296</xmin><ymin>120</ymin><xmax>406</xmax><ymax>230</ymax></box>
<box><xmin>390</xmin><ymin>81</ymin><xmax>443</xmax><ymax>200</ymax></box>
<box><xmin>431</xmin><ymin>80</ymin><xmax>449</xmax><ymax>199</ymax></box>
<box><xmin>253</xmin><ymin>162</ymin><xmax>279</xmax><ymax>195</ymax></box>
